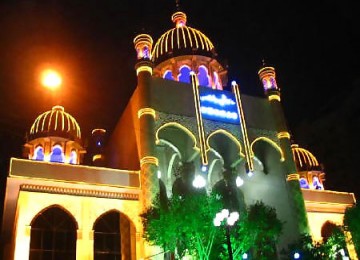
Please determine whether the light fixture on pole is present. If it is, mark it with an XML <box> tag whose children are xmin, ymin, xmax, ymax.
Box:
<box><xmin>213</xmin><ymin>209</ymin><xmax>239</xmax><ymax>260</ymax></box>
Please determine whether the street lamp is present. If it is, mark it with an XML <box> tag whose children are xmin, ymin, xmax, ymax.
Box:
<box><xmin>213</xmin><ymin>209</ymin><xmax>239</xmax><ymax>260</ymax></box>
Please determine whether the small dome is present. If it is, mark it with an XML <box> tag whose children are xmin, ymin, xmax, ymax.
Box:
<box><xmin>291</xmin><ymin>144</ymin><xmax>321</xmax><ymax>171</ymax></box>
<box><xmin>29</xmin><ymin>105</ymin><xmax>81</xmax><ymax>141</ymax></box>
<box><xmin>151</xmin><ymin>11</ymin><xmax>216</xmax><ymax>64</ymax></box>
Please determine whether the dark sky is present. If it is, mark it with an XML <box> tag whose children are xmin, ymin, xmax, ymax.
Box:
<box><xmin>0</xmin><ymin>1</ymin><xmax>359</xmax><ymax>198</ymax></box>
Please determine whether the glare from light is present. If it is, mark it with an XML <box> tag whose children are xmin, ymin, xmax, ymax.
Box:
<box><xmin>192</xmin><ymin>175</ymin><xmax>206</xmax><ymax>188</ymax></box>
<box><xmin>201</xmin><ymin>165</ymin><xmax>207</xmax><ymax>172</ymax></box>
<box><xmin>157</xmin><ymin>170</ymin><xmax>161</xmax><ymax>179</ymax></box>
<box><xmin>293</xmin><ymin>252</ymin><xmax>300</xmax><ymax>259</ymax></box>
<box><xmin>227</xmin><ymin>211</ymin><xmax>239</xmax><ymax>226</ymax></box>
<box><xmin>41</xmin><ymin>69</ymin><xmax>62</xmax><ymax>90</ymax></box>
<box><xmin>236</xmin><ymin>176</ymin><xmax>244</xmax><ymax>187</ymax></box>
<box><xmin>247</xmin><ymin>171</ymin><xmax>254</xmax><ymax>177</ymax></box>
<box><xmin>242</xmin><ymin>253</ymin><xmax>248</xmax><ymax>259</ymax></box>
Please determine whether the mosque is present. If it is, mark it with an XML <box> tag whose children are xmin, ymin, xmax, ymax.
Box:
<box><xmin>1</xmin><ymin>6</ymin><xmax>357</xmax><ymax>260</ymax></box>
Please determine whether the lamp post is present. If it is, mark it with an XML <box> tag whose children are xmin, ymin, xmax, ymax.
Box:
<box><xmin>214</xmin><ymin>209</ymin><xmax>239</xmax><ymax>260</ymax></box>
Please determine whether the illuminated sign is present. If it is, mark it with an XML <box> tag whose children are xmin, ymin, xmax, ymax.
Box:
<box><xmin>199</xmin><ymin>90</ymin><xmax>239</xmax><ymax>124</ymax></box>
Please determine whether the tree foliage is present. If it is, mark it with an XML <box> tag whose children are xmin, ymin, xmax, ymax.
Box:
<box><xmin>142</xmin><ymin>192</ymin><xmax>284</xmax><ymax>260</ymax></box>
<box><xmin>344</xmin><ymin>204</ymin><xmax>360</xmax><ymax>256</ymax></box>
<box><xmin>141</xmin><ymin>193</ymin><xmax>223</xmax><ymax>259</ymax></box>
<box><xmin>288</xmin><ymin>227</ymin><xmax>347</xmax><ymax>259</ymax></box>
<box><xmin>220</xmin><ymin>201</ymin><xmax>283</xmax><ymax>260</ymax></box>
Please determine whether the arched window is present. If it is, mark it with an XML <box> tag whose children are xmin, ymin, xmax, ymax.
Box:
<box><xmin>163</xmin><ymin>70</ymin><xmax>174</xmax><ymax>80</ymax></box>
<box><xmin>30</xmin><ymin>206</ymin><xmax>77</xmax><ymax>260</ymax></box>
<box><xmin>178</xmin><ymin>65</ymin><xmax>191</xmax><ymax>83</ymax></box>
<box><xmin>94</xmin><ymin>211</ymin><xmax>133</xmax><ymax>259</ymax></box>
<box><xmin>213</xmin><ymin>71</ymin><xmax>222</xmax><ymax>90</ymax></box>
<box><xmin>69</xmin><ymin>150</ymin><xmax>77</xmax><ymax>164</ymax></box>
<box><xmin>50</xmin><ymin>145</ymin><xmax>65</xmax><ymax>163</ymax></box>
<box><xmin>197</xmin><ymin>65</ymin><xmax>210</xmax><ymax>87</ymax></box>
<box><xmin>299</xmin><ymin>178</ymin><xmax>310</xmax><ymax>189</ymax></box>
<box><xmin>33</xmin><ymin>146</ymin><xmax>44</xmax><ymax>161</ymax></box>
<box><xmin>312</xmin><ymin>176</ymin><xmax>323</xmax><ymax>190</ymax></box>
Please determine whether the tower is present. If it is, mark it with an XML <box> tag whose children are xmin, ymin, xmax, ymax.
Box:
<box><xmin>258</xmin><ymin>64</ymin><xmax>309</xmax><ymax>234</ymax></box>
<box><xmin>108</xmin><ymin>8</ymin><xmax>309</xmax><ymax>256</ymax></box>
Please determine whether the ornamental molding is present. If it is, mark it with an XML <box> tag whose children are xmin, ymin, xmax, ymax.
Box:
<box><xmin>20</xmin><ymin>184</ymin><xmax>139</xmax><ymax>200</ymax></box>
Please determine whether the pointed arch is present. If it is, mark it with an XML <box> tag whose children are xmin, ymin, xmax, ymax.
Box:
<box><xmin>93</xmin><ymin>210</ymin><xmax>136</xmax><ymax>260</ymax></box>
<box><xmin>178</xmin><ymin>65</ymin><xmax>191</xmax><ymax>83</ymax></box>
<box><xmin>30</xmin><ymin>205</ymin><xmax>77</xmax><ymax>260</ymax></box>
<box><xmin>197</xmin><ymin>65</ymin><xmax>210</xmax><ymax>87</ymax></box>
<box><xmin>50</xmin><ymin>144</ymin><xmax>65</xmax><ymax>163</ymax></box>
<box><xmin>32</xmin><ymin>145</ymin><xmax>44</xmax><ymax>161</ymax></box>
<box><xmin>156</xmin><ymin>122</ymin><xmax>199</xmax><ymax>151</ymax></box>
<box><xmin>206</xmin><ymin>129</ymin><xmax>244</xmax><ymax>157</ymax></box>
<box><xmin>250</xmin><ymin>137</ymin><xmax>284</xmax><ymax>161</ymax></box>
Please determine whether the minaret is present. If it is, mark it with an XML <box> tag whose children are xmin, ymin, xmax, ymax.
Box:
<box><xmin>258</xmin><ymin>63</ymin><xmax>309</xmax><ymax>234</ymax></box>
<box><xmin>133</xmin><ymin>34</ymin><xmax>159</xmax><ymax>208</ymax></box>
<box><xmin>90</xmin><ymin>128</ymin><xmax>107</xmax><ymax>167</ymax></box>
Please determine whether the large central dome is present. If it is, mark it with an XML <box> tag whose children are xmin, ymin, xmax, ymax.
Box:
<box><xmin>151</xmin><ymin>11</ymin><xmax>216</xmax><ymax>65</ymax></box>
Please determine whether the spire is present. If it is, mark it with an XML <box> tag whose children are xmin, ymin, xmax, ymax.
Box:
<box><xmin>175</xmin><ymin>0</ymin><xmax>181</xmax><ymax>11</ymax></box>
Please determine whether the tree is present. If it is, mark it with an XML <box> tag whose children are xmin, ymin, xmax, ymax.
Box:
<box><xmin>219</xmin><ymin>201</ymin><xmax>283</xmax><ymax>260</ymax></box>
<box><xmin>141</xmin><ymin>193</ymin><xmax>223</xmax><ymax>259</ymax></box>
<box><xmin>344</xmin><ymin>204</ymin><xmax>360</xmax><ymax>256</ymax></box>
<box><xmin>288</xmin><ymin>227</ymin><xmax>347</xmax><ymax>260</ymax></box>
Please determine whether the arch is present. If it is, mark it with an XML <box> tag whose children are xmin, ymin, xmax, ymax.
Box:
<box><xmin>213</xmin><ymin>71</ymin><xmax>222</xmax><ymax>90</ymax></box>
<box><xmin>197</xmin><ymin>65</ymin><xmax>210</xmax><ymax>87</ymax></box>
<box><xmin>30</xmin><ymin>205</ymin><xmax>77</xmax><ymax>260</ymax></box>
<box><xmin>178</xmin><ymin>65</ymin><xmax>191</xmax><ymax>83</ymax></box>
<box><xmin>69</xmin><ymin>150</ymin><xmax>77</xmax><ymax>164</ymax></box>
<box><xmin>33</xmin><ymin>145</ymin><xmax>44</xmax><ymax>161</ymax></box>
<box><xmin>93</xmin><ymin>210</ymin><xmax>136</xmax><ymax>260</ymax></box>
<box><xmin>206</xmin><ymin>129</ymin><xmax>244</xmax><ymax>169</ymax></box>
<box><xmin>156</xmin><ymin>122</ymin><xmax>199</xmax><ymax>151</ymax></box>
<box><xmin>250</xmin><ymin>137</ymin><xmax>284</xmax><ymax>161</ymax></box>
<box><xmin>157</xmin><ymin>139</ymin><xmax>183</xmax><ymax>197</ymax></box>
<box><xmin>50</xmin><ymin>144</ymin><xmax>65</xmax><ymax>163</ymax></box>
<box><xmin>163</xmin><ymin>70</ymin><xmax>174</xmax><ymax>80</ymax></box>
<box><xmin>299</xmin><ymin>177</ymin><xmax>310</xmax><ymax>189</ymax></box>
<box><xmin>206</xmin><ymin>129</ymin><xmax>244</xmax><ymax>156</ymax></box>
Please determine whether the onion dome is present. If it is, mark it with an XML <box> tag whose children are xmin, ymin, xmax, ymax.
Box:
<box><xmin>291</xmin><ymin>144</ymin><xmax>321</xmax><ymax>171</ymax></box>
<box><xmin>151</xmin><ymin>11</ymin><xmax>216</xmax><ymax>65</ymax></box>
<box><xmin>29</xmin><ymin>105</ymin><xmax>81</xmax><ymax>141</ymax></box>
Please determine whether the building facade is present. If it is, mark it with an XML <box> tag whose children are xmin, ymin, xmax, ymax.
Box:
<box><xmin>1</xmin><ymin>8</ymin><xmax>357</xmax><ymax>260</ymax></box>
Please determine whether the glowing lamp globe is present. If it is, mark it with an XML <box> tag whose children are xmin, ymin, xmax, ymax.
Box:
<box><xmin>41</xmin><ymin>69</ymin><xmax>62</xmax><ymax>90</ymax></box>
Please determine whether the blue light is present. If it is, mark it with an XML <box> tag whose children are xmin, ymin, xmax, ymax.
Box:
<box><xmin>200</xmin><ymin>106</ymin><xmax>238</xmax><ymax>120</ymax></box>
<box><xmin>242</xmin><ymin>253</ymin><xmax>248</xmax><ymax>259</ymax></box>
<box><xmin>199</xmin><ymin>90</ymin><xmax>239</xmax><ymax>124</ymax></box>
<box><xmin>293</xmin><ymin>252</ymin><xmax>300</xmax><ymax>259</ymax></box>
<box><xmin>97</xmin><ymin>141</ymin><xmax>101</xmax><ymax>146</ymax></box>
<box><xmin>201</xmin><ymin>165</ymin><xmax>207</xmax><ymax>172</ymax></box>
<box><xmin>200</xmin><ymin>94</ymin><xmax>236</xmax><ymax>106</ymax></box>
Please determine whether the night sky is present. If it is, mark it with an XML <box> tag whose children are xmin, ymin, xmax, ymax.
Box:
<box><xmin>0</xmin><ymin>0</ymin><xmax>359</xmax><ymax>205</ymax></box>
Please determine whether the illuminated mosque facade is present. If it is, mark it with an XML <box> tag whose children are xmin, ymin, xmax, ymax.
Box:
<box><xmin>1</xmin><ymin>8</ymin><xmax>358</xmax><ymax>260</ymax></box>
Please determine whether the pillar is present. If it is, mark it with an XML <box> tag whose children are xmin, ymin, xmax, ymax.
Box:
<box><xmin>258</xmin><ymin>65</ymin><xmax>309</xmax><ymax>235</ymax></box>
<box><xmin>134</xmin><ymin>34</ymin><xmax>159</xmax><ymax>209</ymax></box>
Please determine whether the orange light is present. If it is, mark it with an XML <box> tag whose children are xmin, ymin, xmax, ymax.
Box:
<box><xmin>41</xmin><ymin>69</ymin><xmax>62</xmax><ymax>90</ymax></box>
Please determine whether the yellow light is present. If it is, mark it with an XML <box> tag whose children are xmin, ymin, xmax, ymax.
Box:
<box><xmin>41</xmin><ymin>69</ymin><xmax>62</xmax><ymax>90</ymax></box>
<box><xmin>277</xmin><ymin>131</ymin><xmax>291</xmax><ymax>139</ymax></box>
<box><xmin>287</xmin><ymin>173</ymin><xmax>300</xmax><ymax>181</ymax></box>
<box><xmin>268</xmin><ymin>94</ymin><xmax>281</xmax><ymax>102</ymax></box>
<box><xmin>138</xmin><ymin>108</ymin><xmax>156</xmax><ymax>119</ymax></box>
<box><xmin>136</xmin><ymin>66</ymin><xmax>153</xmax><ymax>75</ymax></box>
